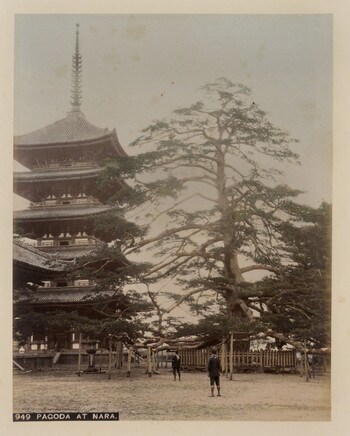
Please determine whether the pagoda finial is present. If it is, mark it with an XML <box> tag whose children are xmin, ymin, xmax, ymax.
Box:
<box><xmin>71</xmin><ymin>23</ymin><xmax>82</xmax><ymax>112</ymax></box>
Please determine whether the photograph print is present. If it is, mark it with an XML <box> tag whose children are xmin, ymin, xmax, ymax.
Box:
<box><xmin>12</xmin><ymin>14</ymin><xmax>332</xmax><ymax>422</ymax></box>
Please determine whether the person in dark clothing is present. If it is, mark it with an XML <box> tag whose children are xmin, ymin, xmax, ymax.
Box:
<box><xmin>207</xmin><ymin>348</ymin><xmax>222</xmax><ymax>397</ymax></box>
<box><xmin>172</xmin><ymin>350</ymin><xmax>181</xmax><ymax>381</ymax></box>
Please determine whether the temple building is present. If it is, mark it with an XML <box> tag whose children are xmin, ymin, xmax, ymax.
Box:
<box><xmin>13</xmin><ymin>25</ymin><xmax>130</xmax><ymax>354</ymax></box>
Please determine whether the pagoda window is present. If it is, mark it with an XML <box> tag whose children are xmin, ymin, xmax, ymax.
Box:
<box><xmin>45</xmin><ymin>199</ymin><xmax>57</xmax><ymax>206</ymax></box>
<box><xmin>62</xmin><ymin>200</ymin><xmax>71</xmax><ymax>205</ymax></box>
<box><xmin>76</xmin><ymin>197</ymin><xmax>90</xmax><ymax>204</ymax></box>
<box><xmin>41</xmin><ymin>240</ymin><xmax>54</xmax><ymax>247</ymax></box>
<box><xmin>75</xmin><ymin>238</ymin><xmax>90</xmax><ymax>245</ymax></box>
<box><xmin>74</xmin><ymin>279</ymin><xmax>90</xmax><ymax>286</ymax></box>
<box><xmin>42</xmin><ymin>281</ymin><xmax>51</xmax><ymax>288</ymax></box>
<box><xmin>56</xmin><ymin>281</ymin><xmax>68</xmax><ymax>287</ymax></box>
<box><xmin>59</xmin><ymin>240</ymin><xmax>70</xmax><ymax>246</ymax></box>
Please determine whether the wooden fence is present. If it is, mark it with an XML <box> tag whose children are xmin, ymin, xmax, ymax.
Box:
<box><xmin>180</xmin><ymin>348</ymin><xmax>210</xmax><ymax>368</ymax></box>
<box><xmin>179</xmin><ymin>349</ymin><xmax>296</xmax><ymax>372</ymax></box>
<box><xmin>232</xmin><ymin>350</ymin><xmax>296</xmax><ymax>370</ymax></box>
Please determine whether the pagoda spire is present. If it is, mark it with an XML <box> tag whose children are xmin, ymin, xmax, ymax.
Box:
<box><xmin>70</xmin><ymin>23</ymin><xmax>82</xmax><ymax>112</ymax></box>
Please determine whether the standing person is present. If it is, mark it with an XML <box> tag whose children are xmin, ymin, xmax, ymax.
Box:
<box><xmin>207</xmin><ymin>348</ymin><xmax>222</xmax><ymax>397</ymax></box>
<box><xmin>172</xmin><ymin>350</ymin><xmax>181</xmax><ymax>381</ymax></box>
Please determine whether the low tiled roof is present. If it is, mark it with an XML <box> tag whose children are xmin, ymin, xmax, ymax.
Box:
<box><xmin>14</xmin><ymin>167</ymin><xmax>102</xmax><ymax>182</ymax></box>
<box><xmin>14</xmin><ymin>111</ymin><xmax>113</xmax><ymax>146</ymax></box>
<box><xmin>40</xmin><ymin>246</ymin><xmax>98</xmax><ymax>260</ymax></box>
<box><xmin>13</xmin><ymin>238</ymin><xmax>71</xmax><ymax>272</ymax></box>
<box><xmin>14</xmin><ymin>204</ymin><xmax>114</xmax><ymax>220</ymax></box>
<box><xmin>30</xmin><ymin>288</ymin><xmax>115</xmax><ymax>304</ymax></box>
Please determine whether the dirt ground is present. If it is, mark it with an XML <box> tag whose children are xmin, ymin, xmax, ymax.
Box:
<box><xmin>13</xmin><ymin>366</ymin><xmax>330</xmax><ymax>421</ymax></box>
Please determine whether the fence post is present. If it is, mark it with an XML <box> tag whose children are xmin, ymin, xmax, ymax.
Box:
<box><xmin>229</xmin><ymin>332</ymin><xmax>234</xmax><ymax>380</ymax></box>
<box><xmin>115</xmin><ymin>341</ymin><xmax>121</xmax><ymax>369</ymax></box>
<box><xmin>151</xmin><ymin>349</ymin><xmax>155</xmax><ymax>374</ymax></box>
<box><xmin>127</xmin><ymin>346</ymin><xmax>132</xmax><ymax>377</ymax></box>
<box><xmin>221</xmin><ymin>341</ymin><xmax>226</xmax><ymax>373</ymax></box>
<box><xmin>226</xmin><ymin>348</ymin><xmax>229</xmax><ymax>378</ymax></box>
<box><xmin>108</xmin><ymin>335</ymin><xmax>112</xmax><ymax>380</ymax></box>
<box><xmin>99</xmin><ymin>341</ymin><xmax>103</xmax><ymax>373</ymax></box>
<box><xmin>304</xmin><ymin>339</ymin><xmax>309</xmax><ymax>382</ymax></box>
<box><xmin>77</xmin><ymin>332</ymin><xmax>82</xmax><ymax>377</ymax></box>
<box><xmin>147</xmin><ymin>347</ymin><xmax>152</xmax><ymax>377</ymax></box>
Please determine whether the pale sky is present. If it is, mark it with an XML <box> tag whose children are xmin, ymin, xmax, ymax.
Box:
<box><xmin>14</xmin><ymin>14</ymin><xmax>332</xmax><ymax>210</ymax></box>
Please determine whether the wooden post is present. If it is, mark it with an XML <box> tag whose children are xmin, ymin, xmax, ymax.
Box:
<box><xmin>147</xmin><ymin>347</ymin><xmax>152</xmax><ymax>377</ymax></box>
<box><xmin>221</xmin><ymin>341</ymin><xmax>226</xmax><ymax>373</ymax></box>
<box><xmin>127</xmin><ymin>346</ymin><xmax>132</xmax><ymax>377</ymax></box>
<box><xmin>115</xmin><ymin>341</ymin><xmax>122</xmax><ymax>369</ymax></box>
<box><xmin>151</xmin><ymin>349</ymin><xmax>156</xmax><ymax>373</ymax></box>
<box><xmin>304</xmin><ymin>339</ymin><xmax>309</xmax><ymax>382</ymax></box>
<box><xmin>99</xmin><ymin>341</ymin><xmax>103</xmax><ymax>373</ymax></box>
<box><xmin>229</xmin><ymin>332</ymin><xmax>234</xmax><ymax>381</ymax></box>
<box><xmin>155</xmin><ymin>349</ymin><xmax>158</xmax><ymax>371</ymax></box>
<box><xmin>77</xmin><ymin>332</ymin><xmax>82</xmax><ymax>376</ymax></box>
<box><xmin>165</xmin><ymin>350</ymin><xmax>168</xmax><ymax>368</ymax></box>
<box><xmin>108</xmin><ymin>336</ymin><xmax>112</xmax><ymax>380</ymax></box>
<box><xmin>120</xmin><ymin>341</ymin><xmax>123</xmax><ymax>368</ymax></box>
<box><xmin>226</xmin><ymin>348</ymin><xmax>229</xmax><ymax>378</ymax></box>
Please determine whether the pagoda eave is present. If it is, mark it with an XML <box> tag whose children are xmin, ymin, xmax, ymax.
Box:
<box><xmin>13</xmin><ymin>169</ymin><xmax>128</xmax><ymax>203</ymax></box>
<box><xmin>14</xmin><ymin>130</ymin><xmax>126</xmax><ymax>170</ymax></box>
<box><xmin>14</xmin><ymin>204</ymin><xmax>117</xmax><ymax>221</ymax></box>
<box><xmin>14</xmin><ymin>131</ymin><xmax>117</xmax><ymax>151</ymax></box>
<box><xmin>14</xmin><ymin>167</ymin><xmax>102</xmax><ymax>182</ymax></box>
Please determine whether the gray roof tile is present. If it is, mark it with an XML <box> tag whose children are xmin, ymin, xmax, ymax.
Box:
<box><xmin>14</xmin><ymin>111</ymin><xmax>112</xmax><ymax>146</ymax></box>
<box><xmin>39</xmin><ymin>246</ymin><xmax>98</xmax><ymax>260</ymax></box>
<box><xmin>30</xmin><ymin>289</ymin><xmax>115</xmax><ymax>304</ymax></box>
<box><xmin>13</xmin><ymin>239</ymin><xmax>71</xmax><ymax>271</ymax></box>
<box><xmin>14</xmin><ymin>167</ymin><xmax>102</xmax><ymax>182</ymax></box>
<box><xmin>14</xmin><ymin>204</ymin><xmax>113</xmax><ymax>220</ymax></box>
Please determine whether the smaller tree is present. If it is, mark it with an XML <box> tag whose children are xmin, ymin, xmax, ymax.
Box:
<box><xmin>251</xmin><ymin>202</ymin><xmax>331</xmax><ymax>348</ymax></box>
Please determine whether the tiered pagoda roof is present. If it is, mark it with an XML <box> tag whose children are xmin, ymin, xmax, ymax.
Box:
<box><xmin>13</xmin><ymin>237</ymin><xmax>71</xmax><ymax>274</ymax></box>
<box><xmin>14</xmin><ymin>238</ymin><xmax>130</xmax><ymax>310</ymax></box>
<box><xmin>13</xmin><ymin>24</ymin><xmax>129</xmax><ymax>242</ymax></box>
<box><xmin>14</xmin><ymin>167</ymin><xmax>102</xmax><ymax>182</ymax></box>
<box><xmin>15</xmin><ymin>112</ymin><xmax>114</xmax><ymax>146</ymax></box>
<box><xmin>29</xmin><ymin>288</ymin><xmax>111</xmax><ymax>305</ymax></box>
<box><xmin>13</xmin><ymin>237</ymin><xmax>72</xmax><ymax>288</ymax></box>
<box><xmin>13</xmin><ymin>24</ymin><xmax>132</xmax><ymax>322</ymax></box>
<box><xmin>13</xmin><ymin>166</ymin><xmax>128</xmax><ymax>203</ymax></box>
<box><xmin>14</xmin><ymin>25</ymin><xmax>126</xmax><ymax>169</ymax></box>
<box><xmin>14</xmin><ymin>204</ymin><xmax>114</xmax><ymax>221</ymax></box>
<box><xmin>14</xmin><ymin>111</ymin><xmax>126</xmax><ymax>169</ymax></box>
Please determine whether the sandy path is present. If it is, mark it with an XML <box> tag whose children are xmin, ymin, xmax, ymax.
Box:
<box><xmin>13</xmin><ymin>366</ymin><xmax>330</xmax><ymax>421</ymax></box>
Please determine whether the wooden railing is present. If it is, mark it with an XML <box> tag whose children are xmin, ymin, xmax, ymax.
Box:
<box><xmin>180</xmin><ymin>348</ymin><xmax>210</xmax><ymax>368</ymax></box>
<box><xmin>179</xmin><ymin>349</ymin><xmax>296</xmax><ymax>371</ymax></box>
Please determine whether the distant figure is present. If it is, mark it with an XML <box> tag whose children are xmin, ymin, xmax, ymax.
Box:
<box><xmin>172</xmin><ymin>350</ymin><xmax>181</xmax><ymax>381</ymax></box>
<box><xmin>207</xmin><ymin>348</ymin><xmax>222</xmax><ymax>397</ymax></box>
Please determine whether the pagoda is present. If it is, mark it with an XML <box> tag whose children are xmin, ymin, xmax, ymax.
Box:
<box><xmin>13</xmin><ymin>25</ymin><xmax>130</xmax><ymax>352</ymax></box>
<box><xmin>14</xmin><ymin>24</ymin><xmax>127</xmax><ymax>260</ymax></box>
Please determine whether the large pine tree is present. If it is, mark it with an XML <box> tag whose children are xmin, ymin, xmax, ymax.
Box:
<box><xmin>94</xmin><ymin>78</ymin><xmax>330</xmax><ymax>346</ymax></box>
